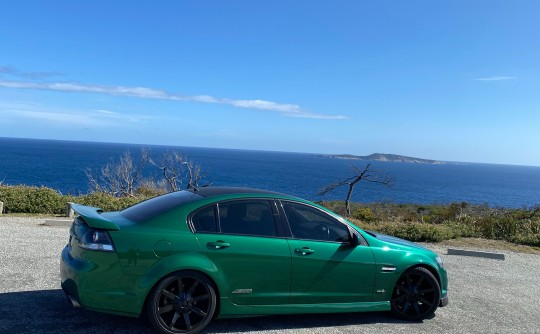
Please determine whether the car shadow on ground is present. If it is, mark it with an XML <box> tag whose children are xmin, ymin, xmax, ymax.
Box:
<box><xmin>0</xmin><ymin>289</ymin><xmax>152</xmax><ymax>334</ymax></box>
<box><xmin>0</xmin><ymin>289</ymin><xmax>422</xmax><ymax>333</ymax></box>
<box><xmin>207</xmin><ymin>312</ymin><xmax>417</xmax><ymax>333</ymax></box>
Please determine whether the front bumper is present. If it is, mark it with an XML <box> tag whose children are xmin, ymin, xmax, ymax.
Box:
<box><xmin>438</xmin><ymin>265</ymin><xmax>449</xmax><ymax>307</ymax></box>
<box><xmin>440</xmin><ymin>295</ymin><xmax>449</xmax><ymax>307</ymax></box>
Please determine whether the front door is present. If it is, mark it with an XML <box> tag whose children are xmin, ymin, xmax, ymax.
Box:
<box><xmin>281</xmin><ymin>201</ymin><xmax>377</xmax><ymax>304</ymax></box>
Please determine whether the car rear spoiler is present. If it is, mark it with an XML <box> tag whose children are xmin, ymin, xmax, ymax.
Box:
<box><xmin>70</xmin><ymin>204</ymin><xmax>120</xmax><ymax>231</ymax></box>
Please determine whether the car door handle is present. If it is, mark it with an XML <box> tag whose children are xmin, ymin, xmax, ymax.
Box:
<box><xmin>207</xmin><ymin>241</ymin><xmax>230</xmax><ymax>249</ymax></box>
<box><xmin>295</xmin><ymin>247</ymin><xmax>315</xmax><ymax>256</ymax></box>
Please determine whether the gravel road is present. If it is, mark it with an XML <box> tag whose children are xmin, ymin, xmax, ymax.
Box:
<box><xmin>1</xmin><ymin>216</ymin><xmax>539</xmax><ymax>334</ymax></box>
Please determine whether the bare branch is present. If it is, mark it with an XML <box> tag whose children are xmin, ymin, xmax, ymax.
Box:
<box><xmin>318</xmin><ymin>163</ymin><xmax>393</xmax><ymax>216</ymax></box>
<box><xmin>85</xmin><ymin>149</ymin><xmax>149</xmax><ymax>197</ymax></box>
<box><xmin>149</xmin><ymin>151</ymin><xmax>209</xmax><ymax>192</ymax></box>
<box><xmin>87</xmin><ymin>149</ymin><xmax>209</xmax><ymax>197</ymax></box>
<box><xmin>318</xmin><ymin>180</ymin><xmax>348</xmax><ymax>196</ymax></box>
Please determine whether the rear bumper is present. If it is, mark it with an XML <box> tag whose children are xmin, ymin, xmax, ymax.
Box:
<box><xmin>60</xmin><ymin>245</ymin><xmax>143</xmax><ymax>317</ymax></box>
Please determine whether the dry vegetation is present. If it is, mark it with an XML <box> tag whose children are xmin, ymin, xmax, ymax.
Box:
<box><xmin>321</xmin><ymin>201</ymin><xmax>540</xmax><ymax>248</ymax></box>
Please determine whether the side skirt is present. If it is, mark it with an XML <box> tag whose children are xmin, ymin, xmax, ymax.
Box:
<box><xmin>217</xmin><ymin>298</ymin><xmax>390</xmax><ymax>319</ymax></box>
<box><xmin>84</xmin><ymin>306</ymin><xmax>140</xmax><ymax>318</ymax></box>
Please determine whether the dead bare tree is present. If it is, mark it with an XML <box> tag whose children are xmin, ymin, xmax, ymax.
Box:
<box><xmin>185</xmin><ymin>160</ymin><xmax>205</xmax><ymax>190</ymax></box>
<box><xmin>150</xmin><ymin>151</ymin><xmax>208</xmax><ymax>191</ymax></box>
<box><xmin>150</xmin><ymin>152</ymin><xmax>181</xmax><ymax>192</ymax></box>
<box><xmin>150</xmin><ymin>152</ymin><xmax>205</xmax><ymax>191</ymax></box>
<box><xmin>86</xmin><ymin>149</ymin><xmax>210</xmax><ymax>197</ymax></box>
<box><xmin>319</xmin><ymin>163</ymin><xmax>393</xmax><ymax>216</ymax></box>
<box><xmin>85</xmin><ymin>149</ymin><xmax>149</xmax><ymax>197</ymax></box>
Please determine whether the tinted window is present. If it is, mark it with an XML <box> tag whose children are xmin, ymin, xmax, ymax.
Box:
<box><xmin>219</xmin><ymin>200</ymin><xmax>277</xmax><ymax>237</ymax></box>
<box><xmin>191</xmin><ymin>205</ymin><xmax>218</xmax><ymax>233</ymax></box>
<box><xmin>282</xmin><ymin>201</ymin><xmax>351</xmax><ymax>242</ymax></box>
<box><xmin>122</xmin><ymin>191</ymin><xmax>203</xmax><ymax>222</ymax></box>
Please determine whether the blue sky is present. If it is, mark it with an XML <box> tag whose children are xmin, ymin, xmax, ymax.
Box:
<box><xmin>1</xmin><ymin>1</ymin><xmax>539</xmax><ymax>166</ymax></box>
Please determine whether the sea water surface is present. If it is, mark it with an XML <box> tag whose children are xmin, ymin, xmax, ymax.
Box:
<box><xmin>1</xmin><ymin>137</ymin><xmax>539</xmax><ymax>208</ymax></box>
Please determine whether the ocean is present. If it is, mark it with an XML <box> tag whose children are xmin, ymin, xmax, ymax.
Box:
<box><xmin>1</xmin><ymin>137</ymin><xmax>539</xmax><ymax>208</ymax></box>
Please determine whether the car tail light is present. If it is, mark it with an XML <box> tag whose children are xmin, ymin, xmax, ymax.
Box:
<box><xmin>79</xmin><ymin>229</ymin><xmax>115</xmax><ymax>252</ymax></box>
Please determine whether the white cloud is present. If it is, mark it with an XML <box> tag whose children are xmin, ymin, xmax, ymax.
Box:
<box><xmin>95</xmin><ymin>109</ymin><xmax>119</xmax><ymax>115</ymax></box>
<box><xmin>226</xmin><ymin>99</ymin><xmax>302</xmax><ymax>113</ymax></box>
<box><xmin>288</xmin><ymin>113</ymin><xmax>349</xmax><ymax>120</ymax></box>
<box><xmin>0</xmin><ymin>79</ymin><xmax>348</xmax><ymax>120</ymax></box>
<box><xmin>0</xmin><ymin>101</ymin><xmax>153</xmax><ymax>127</ymax></box>
<box><xmin>475</xmin><ymin>76</ymin><xmax>516</xmax><ymax>81</ymax></box>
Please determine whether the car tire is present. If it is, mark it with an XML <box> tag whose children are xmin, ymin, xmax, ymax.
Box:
<box><xmin>390</xmin><ymin>267</ymin><xmax>440</xmax><ymax>321</ymax></box>
<box><xmin>147</xmin><ymin>270</ymin><xmax>217</xmax><ymax>334</ymax></box>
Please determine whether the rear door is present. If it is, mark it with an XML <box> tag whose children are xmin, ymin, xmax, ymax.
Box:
<box><xmin>280</xmin><ymin>201</ymin><xmax>377</xmax><ymax>304</ymax></box>
<box><xmin>192</xmin><ymin>199</ymin><xmax>291</xmax><ymax>305</ymax></box>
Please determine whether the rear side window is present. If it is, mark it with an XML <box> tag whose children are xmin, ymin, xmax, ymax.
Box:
<box><xmin>191</xmin><ymin>205</ymin><xmax>218</xmax><ymax>233</ymax></box>
<box><xmin>219</xmin><ymin>200</ymin><xmax>277</xmax><ymax>237</ymax></box>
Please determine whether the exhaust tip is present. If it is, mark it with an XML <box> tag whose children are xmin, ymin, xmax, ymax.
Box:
<box><xmin>66</xmin><ymin>294</ymin><xmax>81</xmax><ymax>308</ymax></box>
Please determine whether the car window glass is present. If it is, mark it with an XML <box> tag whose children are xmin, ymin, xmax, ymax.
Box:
<box><xmin>219</xmin><ymin>200</ymin><xmax>277</xmax><ymax>237</ymax></box>
<box><xmin>191</xmin><ymin>205</ymin><xmax>218</xmax><ymax>233</ymax></box>
<box><xmin>282</xmin><ymin>201</ymin><xmax>351</xmax><ymax>242</ymax></box>
<box><xmin>122</xmin><ymin>191</ymin><xmax>203</xmax><ymax>222</ymax></box>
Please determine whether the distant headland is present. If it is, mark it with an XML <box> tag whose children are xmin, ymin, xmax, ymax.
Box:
<box><xmin>318</xmin><ymin>153</ymin><xmax>443</xmax><ymax>164</ymax></box>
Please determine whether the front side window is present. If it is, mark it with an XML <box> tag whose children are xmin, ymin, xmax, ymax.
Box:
<box><xmin>282</xmin><ymin>201</ymin><xmax>351</xmax><ymax>242</ymax></box>
<box><xmin>219</xmin><ymin>200</ymin><xmax>277</xmax><ymax>237</ymax></box>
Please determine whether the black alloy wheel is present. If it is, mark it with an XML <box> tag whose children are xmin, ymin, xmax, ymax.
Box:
<box><xmin>391</xmin><ymin>267</ymin><xmax>441</xmax><ymax>321</ymax></box>
<box><xmin>148</xmin><ymin>271</ymin><xmax>217</xmax><ymax>334</ymax></box>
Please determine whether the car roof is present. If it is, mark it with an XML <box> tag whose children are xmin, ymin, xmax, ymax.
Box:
<box><xmin>121</xmin><ymin>187</ymin><xmax>287</xmax><ymax>223</ymax></box>
<box><xmin>187</xmin><ymin>187</ymin><xmax>282</xmax><ymax>198</ymax></box>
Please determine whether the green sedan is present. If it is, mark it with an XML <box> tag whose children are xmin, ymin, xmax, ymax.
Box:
<box><xmin>60</xmin><ymin>187</ymin><xmax>448</xmax><ymax>334</ymax></box>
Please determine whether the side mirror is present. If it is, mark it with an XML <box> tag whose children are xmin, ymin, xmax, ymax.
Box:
<box><xmin>349</xmin><ymin>232</ymin><xmax>360</xmax><ymax>247</ymax></box>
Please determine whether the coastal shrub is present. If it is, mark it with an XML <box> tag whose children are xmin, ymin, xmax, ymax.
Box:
<box><xmin>447</xmin><ymin>222</ymin><xmax>478</xmax><ymax>238</ymax></box>
<box><xmin>71</xmin><ymin>193</ymin><xmax>144</xmax><ymax>211</ymax></box>
<box><xmin>509</xmin><ymin>233</ymin><xmax>540</xmax><ymax>247</ymax></box>
<box><xmin>470</xmin><ymin>214</ymin><xmax>540</xmax><ymax>247</ymax></box>
<box><xmin>350</xmin><ymin>220</ymin><xmax>458</xmax><ymax>242</ymax></box>
<box><xmin>354</xmin><ymin>218</ymin><xmax>540</xmax><ymax>245</ymax></box>
<box><xmin>349</xmin><ymin>218</ymin><xmax>480</xmax><ymax>243</ymax></box>
<box><xmin>318</xmin><ymin>201</ymin><xmax>347</xmax><ymax>216</ymax></box>
<box><xmin>135</xmin><ymin>179</ymin><xmax>169</xmax><ymax>198</ymax></box>
<box><xmin>0</xmin><ymin>185</ymin><xmax>65</xmax><ymax>214</ymax></box>
<box><xmin>475</xmin><ymin>216</ymin><xmax>515</xmax><ymax>240</ymax></box>
<box><xmin>421</xmin><ymin>202</ymin><xmax>466</xmax><ymax>224</ymax></box>
<box><xmin>352</xmin><ymin>207</ymin><xmax>375</xmax><ymax>222</ymax></box>
<box><xmin>0</xmin><ymin>185</ymin><xmax>147</xmax><ymax>214</ymax></box>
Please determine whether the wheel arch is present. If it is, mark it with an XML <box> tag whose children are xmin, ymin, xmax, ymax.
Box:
<box><xmin>141</xmin><ymin>268</ymin><xmax>222</xmax><ymax>320</ymax></box>
<box><xmin>407</xmin><ymin>263</ymin><xmax>442</xmax><ymax>288</ymax></box>
<box><xmin>137</xmin><ymin>253</ymin><xmax>224</xmax><ymax>316</ymax></box>
<box><xmin>390</xmin><ymin>265</ymin><xmax>442</xmax><ymax>321</ymax></box>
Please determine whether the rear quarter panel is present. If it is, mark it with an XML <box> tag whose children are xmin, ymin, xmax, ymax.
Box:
<box><xmin>109</xmin><ymin>206</ymin><xmax>226</xmax><ymax>313</ymax></box>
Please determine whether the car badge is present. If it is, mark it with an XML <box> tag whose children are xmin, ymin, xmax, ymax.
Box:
<box><xmin>232</xmin><ymin>289</ymin><xmax>253</xmax><ymax>294</ymax></box>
